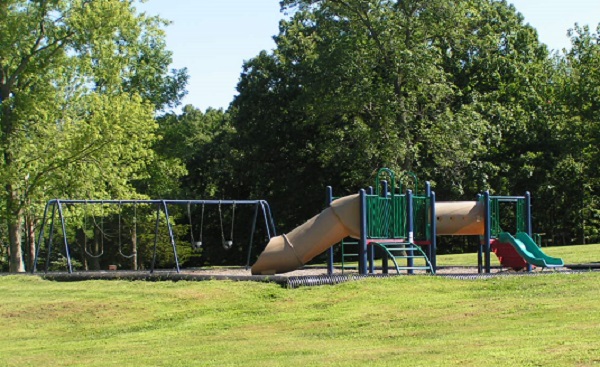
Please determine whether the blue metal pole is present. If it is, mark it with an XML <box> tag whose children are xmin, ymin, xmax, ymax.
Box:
<box><xmin>44</xmin><ymin>202</ymin><xmax>58</xmax><ymax>273</ymax></box>
<box><xmin>264</xmin><ymin>201</ymin><xmax>277</xmax><ymax>237</ymax></box>
<box><xmin>525</xmin><ymin>191</ymin><xmax>533</xmax><ymax>272</ymax></box>
<box><xmin>359</xmin><ymin>189</ymin><xmax>368</xmax><ymax>275</ymax></box>
<box><xmin>56</xmin><ymin>200</ymin><xmax>73</xmax><ymax>274</ymax></box>
<box><xmin>33</xmin><ymin>201</ymin><xmax>52</xmax><ymax>273</ymax></box>
<box><xmin>245</xmin><ymin>203</ymin><xmax>260</xmax><ymax>270</ymax></box>
<box><xmin>525</xmin><ymin>191</ymin><xmax>532</xmax><ymax>236</ymax></box>
<box><xmin>430</xmin><ymin>191</ymin><xmax>437</xmax><ymax>273</ymax></box>
<box><xmin>42</xmin><ymin>198</ymin><xmax>272</xmax><ymax>206</ymax></box>
<box><xmin>425</xmin><ymin>182</ymin><xmax>432</xmax><ymax>265</ymax></box>
<box><xmin>326</xmin><ymin>186</ymin><xmax>334</xmax><ymax>275</ymax></box>
<box><xmin>367</xmin><ymin>185</ymin><xmax>376</xmax><ymax>273</ymax></box>
<box><xmin>161</xmin><ymin>201</ymin><xmax>180</xmax><ymax>273</ymax></box>
<box><xmin>407</xmin><ymin>189</ymin><xmax>414</xmax><ymax>274</ymax></box>
<box><xmin>484</xmin><ymin>191</ymin><xmax>491</xmax><ymax>274</ymax></box>
<box><xmin>260</xmin><ymin>201</ymin><xmax>275</xmax><ymax>239</ymax></box>
<box><xmin>476</xmin><ymin>194</ymin><xmax>483</xmax><ymax>274</ymax></box>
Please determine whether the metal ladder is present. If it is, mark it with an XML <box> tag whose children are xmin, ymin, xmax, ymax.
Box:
<box><xmin>340</xmin><ymin>240</ymin><xmax>434</xmax><ymax>274</ymax></box>
<box><xmin>370</xmin><ymin>241</ymin><xmax>435</xmax><ymax>274</ymax></box>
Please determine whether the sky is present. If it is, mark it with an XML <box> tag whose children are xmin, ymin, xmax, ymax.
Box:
<box><xmin>136</xmin><ymin>0</ymin><xmax>600</xmax><ymax>112</ymax></box>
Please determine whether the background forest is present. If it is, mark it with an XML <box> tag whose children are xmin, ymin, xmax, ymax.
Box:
<box><xmin>2</xmin><ymin>0</ymin><xmax>600</xmax><ymax>272</ymax></box>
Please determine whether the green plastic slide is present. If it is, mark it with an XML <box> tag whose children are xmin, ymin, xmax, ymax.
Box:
<box><xmin>498</xmin><ymin>232</ymin><xmax>564</xmax><ymax>268</ymax></box>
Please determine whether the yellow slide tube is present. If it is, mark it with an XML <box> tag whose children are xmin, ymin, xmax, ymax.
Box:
<box><xmin>435</xmin><ymin>201</ymin><xmax>485</xmax><ymax>235</ymax></box>
<box><xmin>251</xmin><ymin>194</ymin><xmax>361</xmax><ymax>275</ymax></box>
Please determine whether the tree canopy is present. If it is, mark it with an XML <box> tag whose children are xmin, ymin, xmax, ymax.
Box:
<box><xmin>2</xmin><ymin>0</ymin><xmax>600</xmax><ymax>272</ymax></box>
<box><xmin>0</xmin><ymin>0</ymin><xmax>187</xmax><ymax>271</ymax></box>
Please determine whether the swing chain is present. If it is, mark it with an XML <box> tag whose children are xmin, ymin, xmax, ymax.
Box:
<box><xmin>188</xmin><ymin>202</ymin><xmax>204</xmax><ymax>250</ymax></box>
<box><xmin>218</xmin><ymin>201</ymin><xmax>234</xmax><ymax>250</ymax></box>
<box><xmin>84</xmin><ymin>201</ymin><xmax>105</xmax><ymax>259</ymax></box>
<box><xmin>118</xmin><ymin>201</ymin><xmax>136</xmax><ymax>259</ymax></box>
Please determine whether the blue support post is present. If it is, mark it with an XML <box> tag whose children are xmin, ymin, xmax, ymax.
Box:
<box><xmin>525</xmin><ymin>191</ymin><xmax>532</xmax><ymax>236</ymax></box>
<box><xmin>33</xmin><ymin>201</ymin><xmax>52</xmax><ymax>273</ymax></box>
<box><xmin>525</xmin><ymin>191</ymin><xmax>533</xmax><ymax>272</ymax></box>
<box><xmin>483</xmin><ymin>191</ymin><xmax>491</xmax><ymax>274</ymax></box>
<box><xmin>425</xmin><ymin>182</ymin><xmax>433</xmax><ymax>269</ymax></box>
<box><xmin>359</xmin><ymin>189</ymin><xmax>368</xmax><ymax>275</ymax></box>
<box><xmin>245</xmin><ymin>203</ymin><xmax>260</xmax><ymax>270</ymax></box>
<box><xmin>55</xmin><ymin>200</ymin><xmax>73</xmax><ymax>273</ymax></box>
<box><xmin>161</xmin><ymin>201</ymin><xmax>180</xmax><ymax>273</ymax></box>
<box><xmin>367</xmin><ymin>185</ymin><xmax>377</xmax><ymax>273</ymax></box>
<box><xmin>476</xmin><ymin>194</ymin><xmax>483</xmax><ymax>274</ymax></box>
<box><xmin>407</xmin><ymin>189</ymin><xmax>414</xmax><ymax>275</ymax></box>
<box><xmin>326</xmin><ymin>186</ymin><xmax>334</xmax><ymax>275</ymax></box>
<box><xmin>44</xmin><ymin>202</ymin><xmax>58</xmax><ymax>273</ymax></box>
<box><xmin>430</xmin><ymin>191</ymin><xmax>437</xmax><ymax>273</ymax></box>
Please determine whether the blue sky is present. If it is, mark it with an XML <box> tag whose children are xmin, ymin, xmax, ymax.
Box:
<box><xmin>136</xmin><ymin>0</ymin><xmax>600</xmax><ymax>112</ymax></box>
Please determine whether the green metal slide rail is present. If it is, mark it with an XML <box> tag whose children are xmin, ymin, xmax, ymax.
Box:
<box><xmin>370</xmin><ymin>241</ymin><xmax>435</xmax><ymax>274</ymax></box>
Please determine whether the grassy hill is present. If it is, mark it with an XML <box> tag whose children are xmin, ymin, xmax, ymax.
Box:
<box><xmin>1</xmin><ymin>244</ymin><xmax>599</xmax><ymax>366</ymax></box>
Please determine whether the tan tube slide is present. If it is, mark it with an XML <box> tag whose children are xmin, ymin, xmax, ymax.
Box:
<box><xmin>251</xmin><ymin>194</ymin><xmax>361</xmax><ymax>275</ymax></box>
<box><xmin>251</xmin><ymin>195</ymin><xmax>486</xmax><ymax>274</ymax></box>
<box><xmin>435</xmin><ymin>201</ymin><xmax>484</xmax><ymax>235</ymax></box>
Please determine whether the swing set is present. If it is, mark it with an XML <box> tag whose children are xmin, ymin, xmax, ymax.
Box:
<box><xmin>33</xmin><ymin>199</ymin><xmax>277</xmax><ymax>274</ymax></box>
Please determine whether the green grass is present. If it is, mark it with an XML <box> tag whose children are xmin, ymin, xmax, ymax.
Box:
<box><xmin>2</xmin><ymin>270</ymin><xmax>600</xmax><ymax>366</ymax></box>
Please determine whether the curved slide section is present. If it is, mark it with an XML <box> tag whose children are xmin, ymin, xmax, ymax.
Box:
<box><xmin>435</xmin><ymin>201</ymin><xmax>485</xmax><ymax>235</ymax></box>
<box><xmin>251</xmin><ymin>194</ymin><xmax>361</xmax><ymax>275</ymax></box>
<box><xmin>498</xmin><ymin>232</ymin><xmax>564</xmax><ymax>268</ymax></box>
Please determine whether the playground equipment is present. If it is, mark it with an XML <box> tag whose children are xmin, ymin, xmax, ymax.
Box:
<box><xmin>33</xmin><ymin>199</ymin><xmax>277</xmax><ymax>274</ymax></box>
<box><xmin>251</xmin><ymin>168</ymin><xmax>564</xmax><ymax>275</ymax></box>
<box><xmin>252</xmin><ymin>168</ymin><xmax>436</xmax><ymax>275</ymax></box>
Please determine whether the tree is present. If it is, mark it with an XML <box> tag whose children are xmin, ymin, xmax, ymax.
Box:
<box><xmin>547</xmin><ymin>23</ymin><xmax>600</xmax><ymax>244</ymax></box>
<box><xmin>0</xmin><ymin>0</ymin><xmax>187</xmax><ymax>272</ymax></box>
<box><xmin>231</xmin><ymin>0</ymin><xmax>540</xmax><ymax>230</ymax></box>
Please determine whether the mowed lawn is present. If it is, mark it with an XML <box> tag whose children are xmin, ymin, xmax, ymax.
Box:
<box><xmin>1</xmin><ymin>246</ymin><xmax>600</xmax><ymax>367</ymax></box>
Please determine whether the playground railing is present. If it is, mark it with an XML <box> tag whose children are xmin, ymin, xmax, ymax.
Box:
<box><xmin>366</xmin><ymin>194</ymin><xmax>407</xmax><ymax>239</ymax></box>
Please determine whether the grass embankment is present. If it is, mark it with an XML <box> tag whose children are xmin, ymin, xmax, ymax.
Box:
<box><xmin>2</xmin><ymin>270</ymin><xmax>600</xmax><ymax>366</ymax></box>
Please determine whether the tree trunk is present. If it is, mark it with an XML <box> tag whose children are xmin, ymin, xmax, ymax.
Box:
<box><xmin>8</xmin><ymin>204</ymin><xmax>25</xmax><ymax>273</ymax></box>
<box><xmin>27</xmin><ymin>216</ymin><xmax>36</xmax><ymax>271</ymax></box>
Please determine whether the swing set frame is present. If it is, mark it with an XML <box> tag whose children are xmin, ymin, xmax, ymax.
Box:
<box><xmin>33</xmin><ymin>199</ymin><xmax>277</xmax><ymax>274</ymax></box>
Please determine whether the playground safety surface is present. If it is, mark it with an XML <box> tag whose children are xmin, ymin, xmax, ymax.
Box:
<box><xmin>28</xmin><ymin>264</ymin><xmax>595</xmax><ymax>288</ymax></box>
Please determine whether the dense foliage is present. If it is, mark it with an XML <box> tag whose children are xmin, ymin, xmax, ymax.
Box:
<box><xmin>2</xmin><ymin>0</ymin><xmax>600</xmax><ymax>271</ymax></box>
